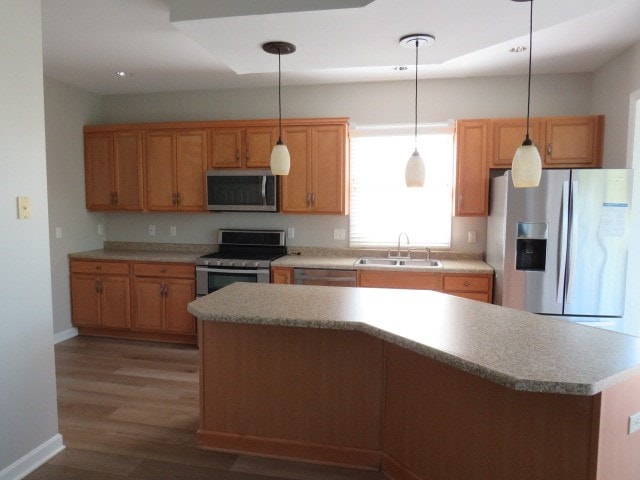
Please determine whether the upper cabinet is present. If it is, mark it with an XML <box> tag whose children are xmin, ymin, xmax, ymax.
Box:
<box><xmin>455</xmin><ymin>120</ymin><xmax>489</xmax><ymax>217</ymax></box>
<box><xmin>489</xmin><ymin>115</ymin><xmax>603</xmax><ymax>169</ymax></box>
<box><xmin>83</xmin><ymin>118</ymin><xmax>349</xmax><ymax>214</ymax></box>
<box><xmin>84</xmin><ymin>131</ymin><xmax>144</xmax><ymax>211</ymax></box>
<box><xmin>210</xmin><ymin>126</ymin><xmax>276</xmax><ymax>169</ymax></box>
<box><xmin>145</xmin><ymin>130</ymin><xmax>208</xmax><ymax>212</ymax></box>
<box><xmin>543</xmin><ymin>116</ymin><xmax>604</xmax><ymax>167</ymax></box>
<box><xmin>456</xmin><ymin>115</ymin><xmax>604</xmax><ymax>216</ymax></box>
<box><xmin>280</xmin><ymin>122</ymin><xmax>349</xmax><ymax>214</ymax></box>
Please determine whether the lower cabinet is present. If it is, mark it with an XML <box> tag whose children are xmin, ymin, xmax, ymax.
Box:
<box><xmin>70</xmin><ymin>260</ymin><xmax>131</xmax><ymax>329</ymax></box>
<box><xmin>271</xmin><ymin>266</ymin><xmax>294</xmax><ymax>284</ymax></box>
<box><xmin>358</xmin><ymin>270</ymin><xmax>493</xmax><ymax>303</ymax></box>
<box><xmin>70</xmin><ymin>259</ymin><xmax>197</xmax><ymax>344</ymax></box>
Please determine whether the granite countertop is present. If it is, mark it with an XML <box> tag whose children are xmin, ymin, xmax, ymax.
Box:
<box><xmin>272</xmin><ymin>254</ymin><xmax>493</xmax><ymax>274</ymax></box>
<box><xmin>189</xmin><ymin>283</ymin><xmax>640</xmax><ymax>396</ymax></box>
<box><xmin>68</xmin><ymin>243</ymin><xmax>492</xmax><ymax>274</ymax></box>
<box><xmin>68</xmin><ymin>242</ymin><xmax>215</xmax><ymax>264</ymax></box>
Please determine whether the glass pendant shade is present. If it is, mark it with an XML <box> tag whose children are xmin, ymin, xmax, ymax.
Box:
<box><xmin>270</xmin><ymin>139</ymin><xmax>290</xmax><ymax>175</ymax></box>
<box><xmin>405</xmin><ymin>148</ymin><xmax>425</xmax><ymax>187</ymax></box>
<box><xmin>512</xmin><ymin>142</ymin><xmax>542</xmax><ymax>188</ymax></box>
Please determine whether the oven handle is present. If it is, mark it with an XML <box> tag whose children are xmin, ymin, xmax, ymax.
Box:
<box><xmin>196</xmin><ymin>266</ymin><xmax>267</xmax><ymax>275</ymax></box>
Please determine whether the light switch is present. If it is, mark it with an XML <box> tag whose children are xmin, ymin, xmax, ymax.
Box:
<box><xmin>170</xmin><ymin>226</ymin><xmax>177</xmax><ymax>236</ymax></box>
<box><xmin>17</xmin><ymin>196</ymin><xmax>31</xmax><ymax>219</ymax></box>
<box><xmin>55</xmin><ymin>227</ymin><xmax>62</xmax><ymax>239</ymax></box>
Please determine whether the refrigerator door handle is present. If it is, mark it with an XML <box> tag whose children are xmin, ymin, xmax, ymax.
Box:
<box><xmin>565</xmin><ymin>180</ymin><xmax>579</xmax><ymax>305</ymax></box>
<box><xmin>557</xmin><ymin>180</ymin><xmax>570</xmax><ymax>304</ymax></box>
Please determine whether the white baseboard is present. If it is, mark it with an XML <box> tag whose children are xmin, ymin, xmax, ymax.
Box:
<box><xmin>54</xmin><ymin>327</ymin><xmax>78</xmax><ymax>344</ymax></box>
<box><xmin>0</xmin><ymin>434</ymin><xmax>64</xmax><ymax>480</ymax></box>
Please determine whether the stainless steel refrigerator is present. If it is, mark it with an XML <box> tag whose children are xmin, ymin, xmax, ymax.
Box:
<box><xmin>487</xmin><ymin>169</ymin><xmax>632</xmax><ymax>331</ymax></box>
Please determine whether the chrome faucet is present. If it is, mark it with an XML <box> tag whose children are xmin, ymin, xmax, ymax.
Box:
<box><xmin>392</xmin><ymin>232</ymin><xmax>411</xmax><ymax>258</ymax></box>
<box><xmin>425</xmin><ymin>246</ymin><xmax>431</xmax><ymax>260</ymax></box>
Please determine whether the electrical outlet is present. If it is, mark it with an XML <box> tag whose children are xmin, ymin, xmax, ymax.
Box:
<box><xmin>55</xmin><ymin>227</ymin><xmax>62</xmax><ymax>239</ymax></box>
<box><xmin>468</xmin><ymin>230</ymin><xmax>477</xmax><ymax>243</ymax></box>
<box><xmin>97</xmin><ymin>224</ymin><xmax>104</xmax><ymax>236</ymax></box>
<box><xmin>333</xmin><ymin>228</ymin><xmax>346</xmax><ymax>240</ymax></box>
<box><xmin>170</xmin><ymin>226</ymin><xmax>177</xmax><ymax>236</ymax></box>
<box><xmin>287</xmin><ymin>227</ymin><xmax>295</xmax><ymax>239</ymax></box>
<box><xmin>17</xmin><ymin>196</ymin><xmax>31</xmax><ymax>219</ymax></box>
<box><xmin>629</xmin><ymin>412</ymin><xmax>640</xmax><ymax>435</ymax></box>
<box><xmin>148</xmin><ymin>224</ymin><xmax>156</xmax><ymax>236</ymax></box>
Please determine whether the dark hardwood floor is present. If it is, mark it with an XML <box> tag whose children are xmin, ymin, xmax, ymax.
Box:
<box><xmin>26</xmin><ymin>336</ymin><xmax>385</xmax><ymax>480</ymax></box>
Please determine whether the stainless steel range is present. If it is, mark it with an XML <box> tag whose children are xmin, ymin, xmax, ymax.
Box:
<box><xmin>196</xmin><ymin>229</ymin><xmax>286</xmax><ymax>297</ymax></box>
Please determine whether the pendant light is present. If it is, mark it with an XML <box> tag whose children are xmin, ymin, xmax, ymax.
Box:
<box><xmin>400</xmin><ymin>34</ymin><xmax>435</xmax><ymax>188</ymax></box>
<box><xmin>263</xmin><ymin>41</ymin><xmax>296</xmax><ymax>175</ymax></box>
<box><xmin>511</xmin><ymin>0</ymin><xmax>542</xmax><ymax>188</ymax></box>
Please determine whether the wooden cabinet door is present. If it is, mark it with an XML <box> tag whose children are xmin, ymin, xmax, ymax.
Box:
<box><xmin>311</xmin><ymin>125</ymin><xmax>347</xmax><ymax>214</ymax></box>
<box><xmin>490</xmin><ymin>118</ymin><xmax>545</xmax><ymax>168</ymax></box>
<box><xmin>281</xmin><ymin>126</ymin><xmax>312</xmax><ymax>212</ymax></box>
<box><xmin>132</xmin><ymin>277</ymin><xmax>165</xmax><ymax>331</ymax></box>
<box><xmin>145</xmin><ymin>131</ymin><xmax>177</xmax><ymax>211</ymax></box>
<box><xmin>544</xmin><ymin>116</ymin><xmax>602</xmax><ymax>167</ymax></box>
<box><xmin>84</xmin><ymin>133</ymin><xmax>114</xmax><ymax>210</ymax></box>
<box><xmin>271</xmin><ymin>267</ymin><xmax>293</xmax><ymax>284</ymax></box>
<box><xmin>70</xmin><ymin>274</ymin><xmax>101</xmax><ymax>326</ymax></box>
<box><xmin>455</xmin><ymin>120</ymin><xmax>489</xmax><ymax>217</ymax></box>
<box><xmin>358</xmin><ymin>271</ymin><xmax>441</xmax><ymax>290</ymax></box>
<box><xmin>176</xmin><ymin>130</ymin><xmax>207</xmax><ymax>211</ymax></box>
<box><xmin>100</xmin><ymin>275</ymin><xmax>131</xmax><ymax>329</ymax></box>
<box><xmin>164</xmin><ymin>278</ymin><xmax>196</xmax><ymax>334</ymax></box>
<box><xmin>245</xmin><ymin>127</ymin><xmax>276</xmax><ymax>168</ymax></box>
<box><xmin>211</xmin><ymin>128</ymin><xmax>242</xmax><ymax>168</ymax></box>
<box><xmin>113</xmin><ymin>132</ymin><xmax>144</xmax><ymax>210</ymax></box>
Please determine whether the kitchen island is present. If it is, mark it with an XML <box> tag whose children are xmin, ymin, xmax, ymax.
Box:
<box><xmin>188</xmin><ymin>283</ymin><xmax>640</xmax><ymax>480</ymax></box>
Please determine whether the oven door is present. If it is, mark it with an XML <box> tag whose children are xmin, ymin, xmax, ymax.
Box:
<box><xmin>196</xmin><ymin>266</ymin><xmax>270</xmax><ymax>296</ymax></box>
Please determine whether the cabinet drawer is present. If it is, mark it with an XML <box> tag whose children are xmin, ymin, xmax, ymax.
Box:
<box><xmin>442</xmin><ymin>275</ymin><xmax>490</xmax><ymax>292</ymax></box>
<box><xmin>70</xmin><ymin>260</ymin><xmax>129</xmax><ymax>275</ymax></box>
<box><xmin>358</xmin><ymin>271</ymin><xmax>440</xmax><ymax>290</ymax></box>
<box><xmin>133</xmin><ymin>263</ymin><xmax>194</xmax><ymax>278</ymax></box>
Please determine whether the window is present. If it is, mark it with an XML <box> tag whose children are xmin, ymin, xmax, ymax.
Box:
<box><xmin>349</xmin><ymin>127</ymin><xmax>454</xmax><ymax>248</ymax></box>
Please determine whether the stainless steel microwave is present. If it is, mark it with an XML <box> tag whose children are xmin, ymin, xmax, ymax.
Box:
<box><xmin>206</xmin><ymin>169</ymin><xmax>278</xmax><ymax>212</ymax></box>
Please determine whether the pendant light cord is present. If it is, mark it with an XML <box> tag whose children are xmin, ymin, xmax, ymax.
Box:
<box><xmin>414</xmin><ymin>39</ymin><xmax>419</xmax><ymax>150</ymax></box>
<box><xmin>525</xmin><ymin>0</ymin><xmax>533</xmax><ymax>141</ymax></box>
<box><xmin>278</xmin><ymin>48</ymin><xmax>283</xmax><ymax>142</ymax></box>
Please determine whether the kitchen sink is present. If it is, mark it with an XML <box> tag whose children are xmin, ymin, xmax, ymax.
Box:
<box><xmin>355</xmin><ymin>257</ymin><xmax>442</xmax><ymax>268</ymax></box>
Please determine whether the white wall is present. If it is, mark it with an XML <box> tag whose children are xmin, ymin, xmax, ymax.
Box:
<box><xmin>592</xmin><ymin>41</ymin><xmax>640</xmax><ymax>337</ymax></box>
<box><xmin>591</xmin><ymin>42</ymin><xmax>640</xmax><ymax>168</ymax></box>
<box><xmin>0</xmin><ymin>1</ymin><xmax>62</xmax><ymax>478</ymax></box>
<box><xmin>99</xmin><ymin>73</ymin><xmax>592</xmax><ymax>252</ymax></box>
<box><xmin>44</xmin><ymin>78</ymin><xmax>104</xmax><ymax>338</ymax></box>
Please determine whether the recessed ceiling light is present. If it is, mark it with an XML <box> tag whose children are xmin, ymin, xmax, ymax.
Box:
<box><xmin>115</xmin><ymin>71</ymin><xmax>132</xmax><ymax>77</ymax></box>
<box><xmin>509</xmin><ymin>46</ymin><xmax>527</xmax><ymax>53</ymax></box>
<box><xmin>394</xmin><ymin>66</ymin><xmax>408</xmax><ymax>71</ymax></box>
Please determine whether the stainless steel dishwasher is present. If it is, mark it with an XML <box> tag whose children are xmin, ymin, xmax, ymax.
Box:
<box><xmin>293</xmin><ymin>268</ymin><xmax>357</xmax><ymax>287</ymax></box>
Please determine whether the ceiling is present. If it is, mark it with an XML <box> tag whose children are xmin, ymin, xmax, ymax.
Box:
<box><xmin>41</xmin><ymin>0</ymin><xmax>640</xmax><ymax>96</ymax></box>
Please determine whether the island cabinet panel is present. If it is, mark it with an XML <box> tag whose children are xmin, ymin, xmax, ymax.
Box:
<box><xmin>198</xmin><ymin>321</ymin><xmax>384</xmax><ymax>468</ymax></box>
<box><xmin>382</xmin><ymin>343</ymin><xmax>598</xmax><ymax>480</ymax></box>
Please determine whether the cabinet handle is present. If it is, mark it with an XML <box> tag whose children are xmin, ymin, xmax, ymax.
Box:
<box><xmin>463</xmin><ymin>282</ymin><xmax>470</xmax><ymax>287</ymax></box>
<box><xmin>311</xmin><ymin>192</ymin><xmax>316</xmax><ymax>206</ymax></box>
<box><xmin>246</xmin><ymin>150</ymin><xmax>250</xmax><ymax>161</ymax></box>
<box><xmin>95</xmin><ymin>279</ymin><xmax>100</xmax><ymax>293</ymax></box>
<box><xmin>160</xmin><ymin>284</ymin><xmax>165</xmax><ymax>297</ymax></box>
<box><xmin>113</xmin><ymin>192</ymin><xmax>118</xmax><ymax>205</ymax></box>
<box><xmin>97</xmin><ymin>279</ymin><xmax>103</xmax><ymax>293</ymax></box>
<box><xmin>459</xmin><ymin>194</ymin><xmax>464</xmax><ymax>207</ymax></box>
<box><xmin>172</xmin><ymin>193</ymin><xmax>177</xmax><ymax>205</ymax></box>
<box><xmin>547</xmin><ymin>144</ymin><xmax>552</xmax><ymax>157</ymax></box>
<box><xmin>306</xmin><ymin>193</ymin><xmax>311</xmax><ymax>206</ymax></box>
<box><xmin>236</xmin><ymin>150</ymin><xmax>240</xmax><ymax>161</ymax></box>
<box><xmin>96</xmin><ymin>265</ymin><xmax>102</xmax><ymax>270</ymax></box>
<box><xmin>164</xmin><ymin>285</ymin><xmax>169</xmax><ymax>297</ymax></box>
<box><xmin>161</xmin><ymin>268</ymin><xmax>167</xmax><ymax>273</ymax></box>
<box><xmin>176</xmin><ymin>192</ymin><xmax>181</xmax><ymax>205</ymax></box>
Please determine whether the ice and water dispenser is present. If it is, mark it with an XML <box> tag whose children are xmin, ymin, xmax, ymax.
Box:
<box><xmin>515</xmin><ymin>222</ymin><xmax>547</xmax><ymax>271</ymax></box>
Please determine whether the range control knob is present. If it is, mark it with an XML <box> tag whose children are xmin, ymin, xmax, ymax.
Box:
<box><xmin>216</xmin><ymin>260</ymin><xmax>222</xmax><ymax>266</ymax></box>
<box><xmin>241</xmin><ymin>261</ymin><xmax>247</xmax><ymax>267</ymax></box>
<box><xmin>229</xmin><ymin>261</ymin><xmax>235</xmax><ymax>266</ymax></box>
<box><xmin>254</xmin><ymin>261</ymin><xmax>260</xmax><ymax>267</ymax></box>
